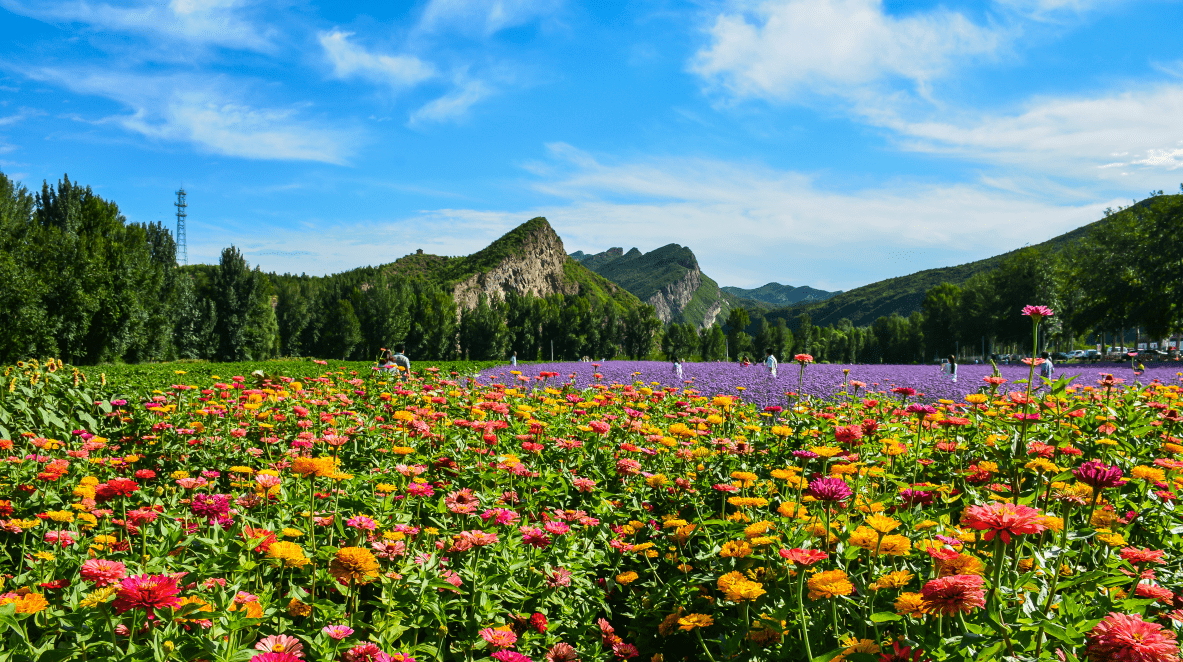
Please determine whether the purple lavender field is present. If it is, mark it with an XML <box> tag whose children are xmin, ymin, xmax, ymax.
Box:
<box><xmin>480</xmin><ymin>360</ymin><xmax>1183</xmax><ymax>406</ymax></box>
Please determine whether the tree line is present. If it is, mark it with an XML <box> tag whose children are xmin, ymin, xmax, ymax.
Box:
<box><xmin>0</xmin><ymin>173</ymin><xmax>665</xmax><ymax>365</ymax></box>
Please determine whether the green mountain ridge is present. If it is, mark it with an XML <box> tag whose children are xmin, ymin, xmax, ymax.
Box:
<box><xmin>721</xmin><ymin>282</ymin><xmax>840</xmax><ymax>307</ymax></box>
<box><xmin>571</xmin><ymin>244</ymin><xmax>729</xmax><ymax>327</ymax></box>
<box><xmin>776</xmin><ymin>200</ymin><xmax>1163</xmax><ymax>327</ymax></box>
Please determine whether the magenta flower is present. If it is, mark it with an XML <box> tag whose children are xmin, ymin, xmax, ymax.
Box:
<box><xmin>322</xmin><ymin>624</ymin><xmax>355</xmax><ymax>640</ymax></box>
<box><xmin>807</xmin><ymin>477</ymin><xmax>852</xmax><ymax>503</ymax></box>
<box><xmin>345</xmin><ymin>515</ymin><xmax>378</xmax><ymax>532</ymax></box>
<box><xmin>1021</xmin><ymin>305</ymin><xmax>1054</xmax><ymax>321</ymax></box>
<box><xmin>1074</xmin><ymin>461</ymin><xmax>1127</xmax><ymax>489</ymax></box>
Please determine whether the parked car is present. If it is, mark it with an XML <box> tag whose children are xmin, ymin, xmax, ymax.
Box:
<box><xmin>1051</xmin><ymin>352</ymin><xmax>1070</xmax><ymax>361</ymax></box>
<box><xmin>1085</xmin><ymin>349</ymin><xmax>1101</xmax><ymax>361</ymax></box>
<box><xmin>1070</xmin><ymin>350</ymin><xmax>1086</xmax><ymax>360</ymax></box>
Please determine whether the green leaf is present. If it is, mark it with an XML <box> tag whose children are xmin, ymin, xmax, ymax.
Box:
<box><xmin>870</xmin><ymin>612</ymin><xmax>901</xmax><ymax>623</ymax></box>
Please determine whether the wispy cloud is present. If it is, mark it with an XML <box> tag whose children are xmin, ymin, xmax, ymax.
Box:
<box><xmin>0</xmin><ymin>0</ymin><xmax>276</xmax><ymax>52</ymax></box>
<box><xmin>318</xmin><ymin>30</ymin><xmax>436</xmax><ymax>90</ymax></box>
<box><xmin>871</xmin><ymin>84</ymin><xmax>1183</xmax><ymax>176</ymax></box>
<box><xmin>409</xmin><ymin>78</ymin><xmax>494</xmax><ymax>126</ymax></box>
<box><xmin>691</xmin><ymin>0</ymin><xmax>1003</xmax><ymax>103</ymax></box>
<box><xmin>24</xmin><ymin>69</ymin><xmax>355</xmax><ymax>164</ymax></box>
<box><xmin>417</xmin><ymin>0</ymin><xmax>561</xmax><ymax>36</ymax></box>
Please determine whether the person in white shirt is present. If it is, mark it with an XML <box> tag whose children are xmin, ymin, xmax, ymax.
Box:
<box><xmin>390</xmin><ymin>344</ymin><xmax>411</xmax><ymax>380</ymax></box>
<box><xmin>763</xmin><ymin>348</ymin><xmax>778</xmax><ymax>378</ymax></box>
<box><xmin>942</xmin><ymin>354</ymin><xmax>957</xmax><ymax>382</ymax></box>
<box><xmin>510</xmin><ymin>351</ymin><xmax>518</xmax><ymax>366</ymax></box>
<box><xmin>1039</xmin><ymin>352</ymin><xmax>1054</xmax><ymax>379</ymax></box>
<box><xmin>673</xmin><ymin>357</ymin><xmax>683</xmax><ymax>379</ymax></box>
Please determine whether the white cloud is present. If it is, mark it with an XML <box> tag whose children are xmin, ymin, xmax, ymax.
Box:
<box><xmin>691</xmin><ymin>0</ymin><xmax>1002</xmax><ymax>102</ymax></box>
<box><xmin>409</xmin><ymin>78</ymin><xmax>494</xmax><ymax>125</ymax></box>
<box><xmin>417</xmin><ymin>0</ymin><xmax>561</xmax><ymax>36</ymax></box>
<box><xmin>24</xmin><ymin>69</ymin><xmax>354</xmax><ymax>164</ymax></box>
<box><xmin>0</xmin><ymin>0</ymin><xmax>275</xmax><ymax>52</ymax></box>
<box><xmin>874</xmin><ymin>84</ymin><xmax>1183</xmax><ymax>175</ymax></box>
<box><xmin>318</xmin><ymin>30</ymin><xmax>436</xmax><ymax>90</ymax></box>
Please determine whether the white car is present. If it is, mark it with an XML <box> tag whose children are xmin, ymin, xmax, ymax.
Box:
<box><xmin>1070</xmin><ymin>350</ymin><xmax>1086</xmax><ymax>359</ymax></box>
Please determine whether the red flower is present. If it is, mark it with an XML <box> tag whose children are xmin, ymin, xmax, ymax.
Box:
<box><xmin>960</xmin><ymin>503</ymin><xmax>1046</xmax><ymax>544</ymax></box>
<box><xmin>794</xmin><ymin>354</ymin><xmax>814</xmax><ymax>364</ymax></box>
<box><xmin>779</xmin><ymin>548</ymin><xmax>828</xmax><ymax>566</ymax></box>
<box><xmin>111</xmin><ymin>574</ymin><xmax>182</xmax><ymax>618</ymax></box>
<box><xmin>1120</xmin><ymin>548</ymin><xmax>1167</xmax><ymax>566</ymax></box>
<box><xmin>920</xmin><ymin>574</ymin><xmax>986</xmax><ymax>616</ymax></box>
<box><xmin>879</xmin><ymin>642</ymin><xmax>931</xmax><ymax>662</ymax></box>
<box><xmin>1086</xmin><ymin>612</ymin><xmax>1180</xmax><ymax>662</ymax></box>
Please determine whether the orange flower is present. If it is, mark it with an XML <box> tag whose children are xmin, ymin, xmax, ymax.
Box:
<box><xmin>329</xmin><ymin>547</ymin><xmax>380</xmax><ymax>585</ymax></box>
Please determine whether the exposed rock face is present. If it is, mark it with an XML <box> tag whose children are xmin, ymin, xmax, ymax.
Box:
<box><xmin>647</xmin><ymin>267</ymin><xmax>700</xmax><ymax>322</ymax></box>
<box><xmin>451</xmin><ymin>221</ymin><xmax>578</xmax><ymax>310</ymax></box>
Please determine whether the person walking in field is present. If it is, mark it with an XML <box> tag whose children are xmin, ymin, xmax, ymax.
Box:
<box><xmin>673</xmin><ymin>357</ymin><xmax>683</xmax><ymax>379</ymax></box>
<box><xmin>942</xmin><ymin>355</ymin><xmax>957</xmax><ymax>383</ymax></box>
<box><xmin>390</xmin><ymin>344</ymin><xmax>411</xmax><ymax>380</ymax></box>
<box><xmin>511</xmin><ymin>351</ymin><xmax>518</xmax><ymax>366</ymax></box>
<box><xmin>1040</xmin><ymin>352</ymin><xmax>1055</xmax><ymax>380</ymax></box>
<box><xmin>763</xmin><ymin>348</ymin><xmax>778</xmax><ymax>378</ymax></box>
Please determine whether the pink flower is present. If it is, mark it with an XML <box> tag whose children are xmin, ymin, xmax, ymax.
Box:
<box><xmin>794</xmin><ymin>354</ymin><xmax>814</xmax><ymax>364</ymax></box>
<box><xmin>807</xmin><ymin>477</ymin><xmax>852</xmax><ymax>503</ymax></box>
<box><xmin>1086</xmin><ymin>612</ymin><xmax>1179</xmax><ymax>662</ymax></box>
<box><xmin>405</xmin><ymin>482</ymin><xmax>435</xmax><ymax>497</ymax></box>
<box><xmin>960</xmin><ymin>503</ymin><xmax>1047</xmax><ymax>544</ymax></box>
<box><xmin>1074</xmin><ymin>461</ymin><xmax>1127</xmax><ymax>489</ymax></box>
<box><xmin>520</xmin><ymin>527</ymin><xmax>552</xmax><ymax>549</ymax></box>
<box><xmin>255</xmin><ymin>634</ymin><xmax>305</xmax><ymax>658</ymax></box>
<box><xmin>80</xmin><ymin>559</ymin><xmax>127</xmax><ymax>587</ymax></box>
<box><xmin>111</xmin><ymin>574</ymin><xmax>182</xmax><ymax>618</ymax></box>
<box><xmin>479</xmin><ymin>627</ymin><xmax>518</xmax><ymax>649</ymax></box>
<box><xmin>346</xmin><ymin>515</ymin><xmax>378</xmax><ymax>531</ymax></box>
<box><xmin>545</xmin><ymin>567</ymin><xmax>572</xmax><ymax>588</ymax></box>
<box><xmin>322</xmin><ymin>625</ymin><xmax>355</xmax><ymax>640</ymax></box>
<box><xmin>1021</xmin><ymin>305</ymin><xmax>1054</xmax><ymax>321</ymax></box>
<box><xmin>252</xmin><ymin>654</ymin><xmax>302</xmax><ymax>662</ymax></box>
<box><xmin>344</xmin><ymin>643</ymin><xmax>386</xmax><ymax>662</ymax></box>
<box><xmin>573</xmin><ymin>477</ymin><xmax>596</xmax><ymax>492</ymax></box>
<box><xmin>492</xmin><ymin>652</ymin><xmax>533</xmax><ymax>662</ymax></box>
<box><xmin>444</xmin><ymin>488</ymin><xmax>479</xmax><ymax>515</ymax></box>
<box><xmin>920</xmin><ymin>574</ymin><xmax>986</xmax><ymax>616</ymax></box>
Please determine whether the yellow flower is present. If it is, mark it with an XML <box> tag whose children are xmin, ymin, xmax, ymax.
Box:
<box><xmin>728</xmin><ymin>497</ymin><xmax>769</xmax><ymax>508</ymax></box>
<box><xmin>894</xmin><ymin>592</ymin><xmax>925</xmax><ymax>617</ymax></box>
<box><xmin>877</xmin><ymin>535</ymin><xmax>912</xmax><ymax>556</ymax></box>
<box><xmin>616</xmin><ymin>571</ymin><xmax>639</xmax><ymax>585</ymax></box>
<box><xmin>743</xmin><ymin>521</ymin><xmax>773</xmax><ymax>539</ymax></box>
<box><xmin>78</xmin><ymin>586</ymin><xmax>117</xmax><ymax>608</ymax></box>
<box><xmin>848</xmin><ymin>526</ymin><xmax>879</xmax><ymax>551</ymax></box>
<box><xmin>329</xmin><ymin>547</ymin><xmax>380</xmax><ymax>585</ymax></box>
<box><xmin>865</xmin><ymin>514</ymin><xmax>900</xmax><ymax>534</ymax></box>
<box><xmin>288</xmin><ymin>598</ymin><xmax>312</xmax><ymax>618</ymax></box>
<box><xmin>720</xmin><ymin>541</ymin><xmax>753</xmax><ymax>558</ymax></box>
<box><xmin>810</xmin><ymin>446</ymin><xmax>843</xmax><ymax>458</ymax></box>
<box><xmin>807</xmin><ymin>569</ymin><xmax>854</xmax><ymax>599</ymax></box>
<box><xmin>0</xmin><ymin>592</ymin><xmax>48</xmax><ymax>614</ymax></box>
<box><xmin>678</xmin><ymin>613</ymin><xmax>714</xmax><ymax>631</ymax></box>
<box><xmin>266</xmin><ymin>541</ymin><xmax>310</xmax><ymax>568</ymax></box>
<box><xmin>868</xmin><ymin>569</ymin><xmax>915</xmax><ymax>591</ymax></box>
<box><xmin>44</xmin><ymin>510</ymin><xmax>75</xmax><ymax>523</ymax></box>
<box><xmin>1132</xmin><ymin>466</ymin><xmax>1166</xmax><ymax>482</ymax></box>
<box><xmin>730</xmin><ymin>471</ymin><xmax>759</xmax><ymax>487</ymax></box>
<box><xmin>840</xmin><ymin>637</ymin><xmax>881</xmax><ymax>656</ymax></box>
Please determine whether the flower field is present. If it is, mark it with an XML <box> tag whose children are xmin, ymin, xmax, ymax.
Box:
<box><xmin>2</xmin><ymin>348</ymin><xmax>1183</xmax><ymax>662</ymax></box>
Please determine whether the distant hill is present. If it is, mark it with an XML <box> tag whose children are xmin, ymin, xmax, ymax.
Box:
<box><xmin>776</xmin><ymin>201</ymin><xmax>1153</xmax><ymax>327</ymax></box>
<box><xmin>721</xmin><ymin>283</ymin><xmax>839</xmax><ymax>307</ymax></box>
<box><xmin>571</xmin><ymin>244</ymin><xmax>729</xmax><ymax>327</ymax></box>
<box><xmin>384</xmin><ymin>217</ymin><xmax>641</xmax><ymax>312</ymax></box>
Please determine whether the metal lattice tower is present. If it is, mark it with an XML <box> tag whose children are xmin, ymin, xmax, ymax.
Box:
<box><xmin>174</xmin><ymin>188</ymin><xmax>187</xmax><ymax>265</ymax></box>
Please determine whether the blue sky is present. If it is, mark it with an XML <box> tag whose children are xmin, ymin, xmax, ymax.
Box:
<box><xmin>1</xmin><ymin>0</ymin><xmax>1182</xmax><ymax>291</ymax></box>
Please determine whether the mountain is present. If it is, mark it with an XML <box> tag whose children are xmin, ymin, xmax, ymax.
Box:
<box><xmin>571</xmin><ymin>244</ymin><xmax>730</xmax><ymax>327</ymax></box>
<box><xmin>776</xmin><ymin>201</ymin><xmax>1156</xmax><ymax>327</ymax></box>
<box><xmin>721</xmin><ymin>283</ymin><xmax>839</xmax><ymax>307</ymax></box>
<box><xmin>385</xmin><ymin>217</ymin><xmax>640</xmax><ymax>311</ymax></box>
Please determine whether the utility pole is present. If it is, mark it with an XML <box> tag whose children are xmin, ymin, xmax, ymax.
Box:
<box><xmin>174</xmin><ymin>188</ymin><xmax>188</xmax><ymax>266</ymax></box>
<box><xmin>550</xmin><ymin>340</ymin><xmax>554</xmax><ymax>362</ymax></box>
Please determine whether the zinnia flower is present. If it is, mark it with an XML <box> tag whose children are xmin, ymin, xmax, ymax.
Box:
<box><xmin>807</xmin><ymin>569</ymin><xmax>854</xmax><ymax>599</ymax></box>
<box><xmin>807</xmin><ymin>477</ymin><xmax>852</xmax><ymax>503</ymax></box>
<box><xmin>80</xmin><ymin>559</ymin><xmax>127</xmax><ymax>587</ymax></box>
<box><xmin>1021</xmin><ymin>305</ymin><xmax>1054</xmax><ymax>321</ymax></box>
<box><xmin>255</xmin><ymin>634</ymin><xmax>305</xmax><ymax>658</ymax></box>
<box><xmin>1074</xmin><ymin>461</ymin><xmax>1127</xmax><ymax>489</ymax></box>
<box><xmin>329</xmin><ymin>547</ymin><xmax>380</xmax><ymax>586</ymax></box>
<box><xmin>479</xmin><ymin>627</ymin><xmax>518</xmax><ymax>649</ymax></box>
<box><xmin>322</xmin><ymin>625</ymin><xmax>355</xmax><ymax>640</ymax></box>
<box><xmin>678</xmin><ymin>614</ymin><xmax>713</xmax><ymax>631</ymax></box>
<box><xmin>919</xmin><ymin>575</ymin><xmax>986</xmax><ymax>616</ymax></box>
<box><xmin>111</xmin><ymin>574</ymin><xmax>182</xmax><ymax>618</ymax></box>
<box><xmin>960</xmin><ymin>503</ymin><xmax>1046</xmax><ymax>544</ymax></box>
<box><xmin>1086</xmin><ymin>612</ymin><xmax>1179</xmax><ymax>662</ymax></box>
<box><xmin>1120</xmin><ymin>547</ymin><xmax>1167</xmax><ymax>566</ymax></box>
<box><xmin>779</xmin><ymin>547</ymin><xmax>827</xmax><ymax>566</ymax></box>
